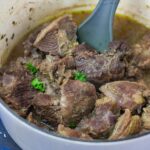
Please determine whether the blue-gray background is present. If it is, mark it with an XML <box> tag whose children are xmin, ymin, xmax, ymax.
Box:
<box><xmin>0</xmin><ymin>119</ymin><xmax>21</xmax><ymax>150</ymax></box>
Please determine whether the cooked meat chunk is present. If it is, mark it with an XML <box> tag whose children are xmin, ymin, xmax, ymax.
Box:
<box><xmin>23</xmin><ymin>23</ymin><xmax>49</xmax><ymax>54</ymax></box>
<box><xmin>60</xmin><ymin>80</ymin><xmax>97</xmax><ymax>125</ymax></box>
<box><xmin>100</xmin><ymin>81</ymin><xmax>145</xmax><ymax>111</ymax></box>
<box><xmin>39</xmin><ymin>56</ymin><xmax>75</xmax><ymax>84</ymax></box>
<box><xmin>74</xmin><ymin>43</ymin><xmax>97</xmax><ymax>54</ymax></box>
<box><xmin>5</xmin><ymin>78</ymin><xmax>36</xmax><ymax>116</ymax></box>
<box><xmin>0</xmin><ymin>73</ymin><xmax>18</xmax><ymax>97</ymax></box>
<box><xmin>39</xmin><ymin>55</ymin><xmax>75</xmax><ymax>74</ymax></box>
<box><xmin>0</xmin><ymin>61</ymin><xmax>37</xmax><ymax>117</ymax></box>
<box><xmin>109</xmin><ymin>109</ymin><xmax>142</xmax><ymax>140</ymax></box>
<box><xmin>77</xmin><ymin>97</ymin><xmax>117</xmax><ymax>138</ymax></box>
<box><xmin>33</xmin><ymin>15</ymin><xmax>77</xmax><ymax>56</ymax></box>
<box><xmin>57</xmin><ymin>124</ymin><xmax>92</xmax><ymax>140</ymax></box>
<box><xmin>142</xmin><ymin>105</ymin><xmax>150</xmax><ymax>130</ymax></box>
<box><xmin>131</xmin><ymin>32</ymin><xmax>150</xmax><ymax>70</ymax></box>
<box><xmin>75</xmin><ymin>45</ymin><xmax>127</xmax><ymax>86</ymax></box>
<box><xmin>32</xmin><ymin>93</ymin><xmax>61</xmax><ymax>127</ymax></box>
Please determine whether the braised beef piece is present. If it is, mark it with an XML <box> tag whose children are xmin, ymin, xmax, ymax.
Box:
<box><xmin>131</xmin><ymin>32</ymin><xmax>150</xmax><ymax>70</ymax></box>
<box><xmin>75</xmin><ymin>42</ymin><xmax>128</xmax><ymax>86</ymax></box>
<box><xmin>77</xmin><ymin>97</ymin><xmax>118</xmax><ymax>138</ymax></box>
<box><xmin>109</xmin><ymin>109</ymin><xmax>142</xmax><ymax>140</ymax></box>
<box><xmin>57</xmin><ymin>124</ymin><xmax>92</xmax><ymax>140</ymax></box>
<box><xmin>60</xmin><ymin>80</ymin><xmax>97</xmax><ymax>125</ymax></box>
<box><xmin>0</xmin><ymin>73</ymin><xmax>18</xmax><ymax>97</ymax></box>
<box><xmin>0</xmin><ymin>69</ymin><xmax>36</xmax><ymax>117</ymax></box>
<box><xmin>39</xmin><ymin>55</ymin><xmax>75</xmax><ymax>75</ymax></box>
<box><xmin>32</xmin><ymin>93</ymin><xmax>61</xmax><ymax>127</ymax></box>
<box><xmin>100</xmin><ymin>81</ymin><xmax>146</xmax><ymax>112</ymax></box>
<box><xmin>33</xmin><ymin>15</ymin><xmax>77</xmax><ymax>56</ymax></box>
<box><xmin>32</xmin><ymin>80</ymin><xmax>97</xmax><ymax>127</ymax></box>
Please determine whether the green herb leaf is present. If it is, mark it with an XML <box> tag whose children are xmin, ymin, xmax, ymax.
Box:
<box><xmin>31</xmin><ymin>78</ymin><xmax>46</xmax><ymax>92</ymax></box>
<box><xmin>74</xmin><ymin>71</ymin><xmax>87</xmax><ymax>82</ymax></box>
<box><xmin>69</xmin><ymin>121</ymin><xmax>77</xmax><ymax>129</ymax></box>
<box><xmin>26</xmin><ymin>63</ymin><xmax>38</xmax><ymax>75</ymax></box>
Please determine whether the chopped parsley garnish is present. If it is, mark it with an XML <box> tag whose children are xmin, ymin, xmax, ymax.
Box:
<box><xmin>69</xmin><ymin>121</ymin><xmax>77</xmax><ymax>129</ymax></box>
<box><xmin>74</xmin><ymin>71</ymin><xmax>87</xmax><ymax>82</ymax></box>
<box><xmin>31</xmin><ymin>78</ymin><xmax>46</xmax><ymax>92</ymax></box>
<box><xmin>26</xmin><ymin>63</ymin><xmax>38</xmax><ymax>75</ymax></box>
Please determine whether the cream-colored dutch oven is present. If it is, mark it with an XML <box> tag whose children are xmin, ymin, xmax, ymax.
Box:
<box><xmin>0</xmin><ymin>0</ymin><xmax>150</xmax><ymax>150</ymax></box>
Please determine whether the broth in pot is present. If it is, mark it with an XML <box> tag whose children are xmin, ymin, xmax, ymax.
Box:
<box><xmin>0</xmin><ymin>10</ymin><xmax>150</xmax><ymax>141</ymax></box>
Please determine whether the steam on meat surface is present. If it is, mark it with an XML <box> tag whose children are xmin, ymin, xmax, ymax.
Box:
<box><xmin>100</xmin><ymin>81</ymin><xmax>145</xmax><ymax>111</ymax></box>
<box><xmin>0</xmin><ymin>14</ymin><xmax>150</xmax><ymax>141</ymax></box>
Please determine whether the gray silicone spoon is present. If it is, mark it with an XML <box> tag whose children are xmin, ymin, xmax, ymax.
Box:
<box><xmin>77</xmin><ymin>0</ymin><xmax>120</xmax><ymax>52</ymax></box>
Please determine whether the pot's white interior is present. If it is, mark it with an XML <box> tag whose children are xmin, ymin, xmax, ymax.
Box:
<box><xmin>0</xmin><ymin>0</ymin><xmax>150</xmax><ymax>67</ymax></box>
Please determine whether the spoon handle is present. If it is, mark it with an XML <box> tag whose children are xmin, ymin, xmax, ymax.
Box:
<box><xmin>78</xmin><ymin>0</ymin><xmax>120</xmax><ymax>52</ymax></box>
